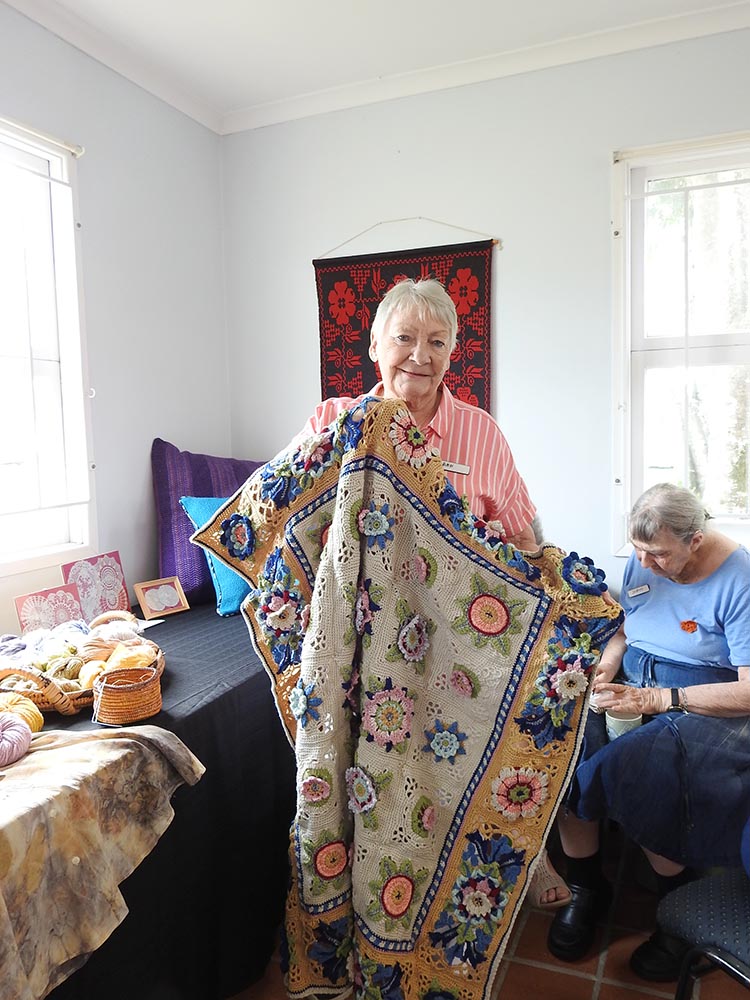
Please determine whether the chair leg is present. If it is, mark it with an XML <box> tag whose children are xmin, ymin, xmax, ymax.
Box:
<box><xmin>673</xmin><ymin>958</ymin><xmax>698</xmax><ymax>1000</ymax></box>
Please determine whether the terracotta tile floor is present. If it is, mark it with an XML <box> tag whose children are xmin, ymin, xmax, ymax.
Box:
<box><xmin>231</xmin><ymin>827</ymin><xmax>748</xmax><ymax>1000</ymax></box>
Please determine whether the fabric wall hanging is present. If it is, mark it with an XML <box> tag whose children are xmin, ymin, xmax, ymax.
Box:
<box><xmin>314</xmin><ymin>240</ymin><xmax>494</xmax><ymax>411</ymax></box>
<box><xmin>192</xmin><ymin>397</ymin><xmax>622</xmax><ymax>1000</ymax></box>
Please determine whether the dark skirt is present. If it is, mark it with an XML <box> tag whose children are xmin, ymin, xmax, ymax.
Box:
<box><xmin>567</xmin><ymin>647</ymin><xmax>750</xmax><ymax>868</ymax></box>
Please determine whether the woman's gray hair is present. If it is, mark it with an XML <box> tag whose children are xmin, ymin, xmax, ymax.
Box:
<box><xmin>370</xmin><ymin>278</ymin><xmax>458</xmax><ymax>351</ymax></box>
<box><xmin>629</xmin><ymin>483</ymin><xmax>710</xmax><ymax>543</ymax></box>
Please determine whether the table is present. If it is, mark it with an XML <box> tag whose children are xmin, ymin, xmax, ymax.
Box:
<box><xmin>45</xmin><ymin>603</ymin><xmax>296</xmax><ymax>1000</ymax></box>
<box><xmin>0</xmin><ymin>726</ymin><xmax>203</xmax><ymax>1000</ymax></box>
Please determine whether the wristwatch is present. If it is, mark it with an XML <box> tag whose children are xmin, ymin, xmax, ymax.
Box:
<box><xmin>670</xmin><ymin>687</ymin><xmax>688</xmax><ymax>712</ymax></box>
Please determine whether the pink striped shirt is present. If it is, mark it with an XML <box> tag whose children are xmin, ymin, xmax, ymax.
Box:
<box><xmin>297</xmin><ymin>384</ymin><xmax>536</xmax><ymax>537</ymax></box>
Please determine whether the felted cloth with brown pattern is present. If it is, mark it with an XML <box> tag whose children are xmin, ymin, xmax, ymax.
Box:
<box><xmin>192</xmin><ymin>397</ymin><xmax>622</xmax><ymax>1000</ymax></box>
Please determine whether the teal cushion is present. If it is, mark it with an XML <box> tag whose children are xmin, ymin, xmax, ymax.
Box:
<box><xmin>179</xmin><ymin>496</ymin><xmax>251</xmax><ymax>616</ymax></box>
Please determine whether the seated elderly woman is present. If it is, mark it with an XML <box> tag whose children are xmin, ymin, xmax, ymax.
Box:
<box><xmin>298</xmin><ymin>276</ymin><xmax>538</xmax><ymax>552</ymax></box>
<box><xmin>548</xmin><ymin>483</ymin><xmax>750</xmax><ymax>980</ymax></box>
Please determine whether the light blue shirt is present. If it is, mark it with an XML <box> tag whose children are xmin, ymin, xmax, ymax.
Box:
<box><xmin>621</xmin><ymin>545</ymin><xmax>750</xmax><ymax>668</ymax></box>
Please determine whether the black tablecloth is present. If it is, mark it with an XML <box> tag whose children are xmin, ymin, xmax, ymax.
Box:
<box><xmin>47</xmin><ymin>603</ymin><xmax>296</xmax><ymax>1000</ymax></box>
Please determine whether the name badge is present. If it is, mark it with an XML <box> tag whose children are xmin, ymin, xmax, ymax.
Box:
<box><xmin>443</xmin><ymin>461</ymin><xmax>471</xmax><ymax>475</ymax></box>
<box><xmin>627</xmin><ymin>584</ymin><xmax>650</xmax><ymax>598</ymax></box>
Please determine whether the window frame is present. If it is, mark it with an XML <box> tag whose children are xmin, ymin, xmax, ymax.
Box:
<box><xmin>0</xmin><ymin>116</ymin><xmax>96</xmax><ymax>577</ymax></box>
<box><xmin>611</xmin><ymin>131</ymin><xmax>750</xmax><ymax>555</ymax></box>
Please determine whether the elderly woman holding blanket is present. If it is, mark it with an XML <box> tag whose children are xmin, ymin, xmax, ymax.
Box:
<box><xmin>548</xmin><ymin>483</ymin><xmax>750</xmax><ymax>981</ymax></box>
<box><xmin>296</xmin><ymin>276</ymin><xmax>573</xmax><ymax>906</ymax></box>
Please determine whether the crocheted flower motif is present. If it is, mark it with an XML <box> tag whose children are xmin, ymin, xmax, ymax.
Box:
<box><xmin>358</xmin><ymin>955</ymin><xmax>405</xmax><ymax>1000</ymax></box>
<box><xmin>423</xmin><ymin>719</ymin><xmax>467</xmax><ymax>765</ymax></box>
<box><xmin>356</xmin><ymin>500</ymin><xmax>395</xmax><ymax>550</ymax></box>
<box><xmin>258</xmin><ymin>456</ymin><xmax>305</xmax><ymax>508</ymax></box>
<box><xmin>514</xmin><ymin>607</ymin><xmax>624</xmax><ymax>750</ymax></box>
<box><xmin>561</xmin><ymin>551</ymin><xmax>608</xmax><ymax>595</ymax></box>
<box><xmin>449</xmin><ymin>665</ymin><xmax>481</xmax><ymax>699</ymax></box>
<box><xmin>549</xmin><ymin>657</ymin><xmax>589</xmax><ymax>702</ymax></box>
<box><xmin>411</xmin><ymin>796</ymin><xmax>436</xmax><ymax>838</ymax></box>
<box><xmin>314</xmin><ymin>840</ymin><xmax>348</xmax><ymax>880</ymax></box>
<box><xmin>402</xmin><ymin>547</ymin><xmax>437</xmax><ymax>586</ymax></box>
<box><xmin>343</xmin><ymin>578</ymin><xmax>383</xmax><ymax>647</ymax></box>
<box><xmin>447</xmin><ymin>267</ymin><xmax>479</xmax><ymax>316</ymax></box>
<box><xmin>453</xmin><ymin>574</ymin><xmax>527</xmax><ymax>655</ymax></box>
<box><xmin>345</xmin><ymin>765</ymin><xmax>377</xmax><ymax>813</ymax></box>
<box><xmin>345</xmin><ymin>765</ymin><xmax>392</xmax><ymax>829</ymax></box>
<box><xmin>249</xmin><ymin>548</ymin><xmax>306</xmax><ymax>672</ymax></box>
<box><xmin>681</xmin><ymin>619</ymin><xmax>698</xmax><ymax>633</ymax></box>
<box><xmin>397</xmin><ymin>614</ymin><xmax>431</xmax><ymax>661</ymax></box>
<box><xmin>295</xmin><ymin>430</ymin><xmax>336</xmax><ymax>479</ymax></box>
<box><xmin>430</xmin><ymin>830</ymin><xmax>524</xmax><ymax>969</ymax></box>
<box><xmin>437</xmin><ymin>481</ymin><xmax>466</xmax><ymax>527</ymax></box>
<box><xmin>328</xmin><ymin>280</ymin><xmax>356</xmax><ymax>325</ymax></box>
<box><xmin>388</xmin><ymin>408</ymin><xmax>437</xmax><ymax>469</ymax></box>
<box><xmin>490</xmin><ymin>766</ymin><xmax>549</xmax><ymax>819</ymax></box>
<box><xmin>363</xmin><ymin>677</ymin><xmax>415</xmax><ymax>753</ymax></box>
<box><xmin>288</xmin><ymin>677</ymin><xmax>322</xmax><ymax>728</ymax></box>
<box><xmin>309</xmin><ymin>915</ymin><xmax>352</xmax><ymax>984</ymax></box>
<box><xmin>366</xmin><ymin>856</ymin><xmax>429</xmax><ymax>931</ymax></box>
<box><xmin>331</xmin><ymin>396</ymin><xmax>376</xmax><ymax>456</ymax></box>
<box><xmin>300</xmin><ymin>768</ymin><xmax>332</xmax><ymax>805</ymax></box>
<box><xmin>302</xmin><ymin>828</ymin><xmax>351</xmax><ymax>898</ymax></box>
<box><xmin>386</xmin><ymin>599</ymin><xmax>435</xmax><ymax>674</ymax></box>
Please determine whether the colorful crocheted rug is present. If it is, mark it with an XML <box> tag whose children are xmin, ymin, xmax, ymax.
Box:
<box><xmin>192</xmin><ymin>398</ymin><xmax>622</xmax><ymax>1000</ymax></box>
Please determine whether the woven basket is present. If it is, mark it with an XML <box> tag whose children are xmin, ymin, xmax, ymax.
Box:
<box><xmin>0</xmin><ymin>640</ymin><xmax>165</xmax><ymax>716</ymax></box>
<box><xmin>92</xmin><ymin>664</ymin><xmax>163</xmax><ymax>725</ymax></box>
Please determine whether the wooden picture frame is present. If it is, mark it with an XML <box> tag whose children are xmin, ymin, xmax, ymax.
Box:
<box><xmin>134</xmin><ymin>576</ymin><xmax>190</xmax><ymax>620</ymax></box>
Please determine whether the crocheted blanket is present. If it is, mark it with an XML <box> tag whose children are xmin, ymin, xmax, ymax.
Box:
<box><xmin>192</xmin><ymin>397</ymin><xmax>622</xmax><ymax>1000</ymax></box>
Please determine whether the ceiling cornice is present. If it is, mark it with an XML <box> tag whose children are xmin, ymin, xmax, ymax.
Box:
<box><xmin>6</xmin><ymin>0</ymin><xmax>750</xmax><ymax>135</ymax></box>
<box><xmin>6</xmin><ymin>0</ymin><xmax>222</xmax><ymax>131</ymax></box>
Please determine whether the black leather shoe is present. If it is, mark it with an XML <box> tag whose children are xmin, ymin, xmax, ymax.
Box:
<box><xmin>547</xmin><ymin>880</ymin><xmax>613</xmax><ymax>962</ymax></box>
<box><xmin>629</xmin><ymin>929</ymin><xmax>690</xmax><ymax>981</ymax></box>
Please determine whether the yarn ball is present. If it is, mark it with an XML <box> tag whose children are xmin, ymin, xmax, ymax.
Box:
<box><xmin>0</xmin><ymin>692</ymin><xmax>44</xmax><ymax>732</ymax></box>
<box><xmin>0</xmin><ymin>712</ymin><xmax>33</xmax><ymax>766</ymax></box>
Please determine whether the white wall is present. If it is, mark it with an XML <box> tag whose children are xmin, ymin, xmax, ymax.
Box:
<box><xmin>0</xmin><ymin>2</ymin><xmax>226</xmax><ymax>633</ymax></box>
<box><xmin>222</xmin><ymin>28</ymin><xmax>750</xmax><ymax>596</ymax></box>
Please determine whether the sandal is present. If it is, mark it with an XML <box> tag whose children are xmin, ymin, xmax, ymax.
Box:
<box><xmin>529</xmin><ymin>849</ymin><xmax>572</xmax><ymax>909</ymax></box>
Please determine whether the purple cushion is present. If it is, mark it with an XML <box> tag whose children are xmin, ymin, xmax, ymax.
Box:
<box><xmin>151</xmin><ymin>438</ymin><xmax>264</xmax><ymax>605</ymax></box>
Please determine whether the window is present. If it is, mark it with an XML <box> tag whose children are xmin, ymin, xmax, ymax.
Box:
<box><xmin>612</xmin><ymin>133</ymin><xmax>750</xmax><ymax>552</ymax></box>
<box><xmin>0</xmin><ymin>117</ymin><xmax>93</xmax><ymax>570</ymax></box>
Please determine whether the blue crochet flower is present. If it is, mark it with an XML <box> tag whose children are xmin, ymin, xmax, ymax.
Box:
<box><xmin>220</xmin><ymin>512</ymin><xmax>255</xmax><ymax>560</ymax></box>
<box><xmin>429</xmin><ymin>831</ymin><xmax>524</xmax><ymax>968</ymax></box>
<box><xmin>358</xmin><ymin>500</ymin><xmax>395</xmax><ymax>550</ymax></box>
<box><xmin>437</xmin><ymin>481</ymin><xmax>466</xmax><ymax>527</ymax></box>
<box><xmin>308</xmin><ymin>915</ymin><xmax>351</xmax><ymax>984</ymax></box>
<box><xmin>423</xmin><ymin>719</ymin><xmax>467</xmax><ymax>764</ymax></box>
<box><xmin>259</xmin><ymin>459</ymin><xmax>304</xmax><ymax>508</ymax></box>
<box><xmin>288</xmin><ymin>677</ymin><xmax>322</xmax><ymax>728</ymax></box>
<box><xmin>561</xmin><ymin>552</ymin><xmax>607</xmax><ymax>594</ymax></box>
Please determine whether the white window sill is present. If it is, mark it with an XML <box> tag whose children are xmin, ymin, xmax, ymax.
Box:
<box><xmin>0</xmin><ymin>543</ymin><xmax>96</xmax><ymax>580</ymax></box>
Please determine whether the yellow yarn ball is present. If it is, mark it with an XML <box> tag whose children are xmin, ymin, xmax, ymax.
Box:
<box><xmin>0</xmin><ymin>692</ymin><xmax>44</xmax><ymax>732</ymax></box>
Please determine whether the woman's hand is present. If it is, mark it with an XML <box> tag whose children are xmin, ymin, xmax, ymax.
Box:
<box><xmin>593</xmin><ymin>660</ymin><xmax>620</xmax><ymax>686</ymax></box>
<box><xmin>592</xmin><ymin>682</ymin><xmax>670</xmax><ymax>715</ymax></box>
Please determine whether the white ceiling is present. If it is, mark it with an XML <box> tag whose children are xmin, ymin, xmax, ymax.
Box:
<box><xmin>7</xmin><ymin>0</ymin><xmax>750</xmax><ymax>133</ymax></box>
